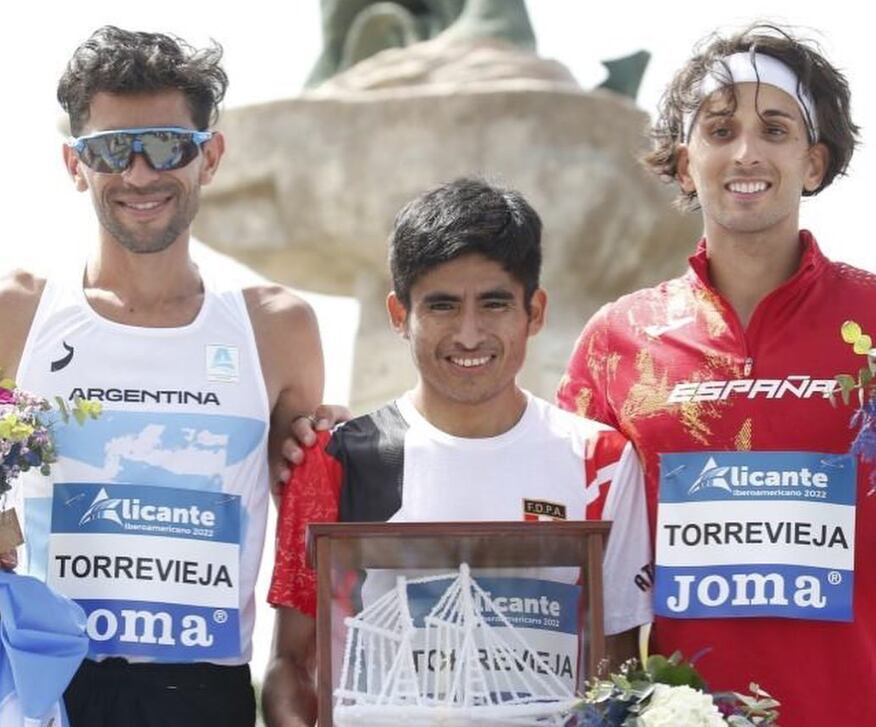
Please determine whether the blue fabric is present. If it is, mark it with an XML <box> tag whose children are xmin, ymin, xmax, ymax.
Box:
<box><xmin>0</xmin><ymin>571</ymin><xmax>88</xmax><ymax>720</ymax></box>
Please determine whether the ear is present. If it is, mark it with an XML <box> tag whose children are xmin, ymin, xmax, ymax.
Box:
<box><xmin>803</xmin><ymin>142</ymin><xmax>829</xmax><ymax>192</ymax></box>
<box><xmin>62</xmin><ymin>143</ymin><xmax>89</xmax><ymax>192</ymax></box>
<box><xmin>386</xmin><ymin>291</ymin><xmax>409</xmax><ymax>338</ymax></box>
<box><xmin>198</xmin><ymin>131</ymin><xmax>225</xmax><ymax>185</ymax></box>
<box><xmin>526</xmin><ymin>288</ymin><xmax>547</xmax><ymax>336</ymax></box>
<box><xmin>676</xmin><ymin>144</ymin><xmax>696</xmax><ymax>194</ymax></box>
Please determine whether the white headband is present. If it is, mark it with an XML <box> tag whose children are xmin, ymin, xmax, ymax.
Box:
<box><xmin>683</xmin><ymin>52</ymin><xmax>819</xmax><ymax>143</ymax></box>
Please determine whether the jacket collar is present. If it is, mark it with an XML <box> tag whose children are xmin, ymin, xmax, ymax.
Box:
<box><xmin>687</xmin><ymin>229</ymin><xmax>826</xmax><ymax>293</ymax></box>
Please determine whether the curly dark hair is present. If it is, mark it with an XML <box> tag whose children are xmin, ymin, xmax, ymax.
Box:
<box><xmin>390</xmin><ymin>178</ymin><xmax>542</xmax><ymax>312</ymax></box>
<box><xmin>58</xmin><ymin>26</ymin><xmax>228</xmax><ymax>135</ymax></box>
<box><xmin>644</xmin><ymin>23</ymin><xmax>860</xmax><ymax>210</ymax></box>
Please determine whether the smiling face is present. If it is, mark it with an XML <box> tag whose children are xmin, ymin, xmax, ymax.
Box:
<box><xmin>63</xmin><ymin>89</ymin><xmax>223</xmax><ymax>254</ymax></box>
<box><xmin>677</xmin><ymin>82</ymin><xmax>827</xmax><ymax>242</ymax></box>
<box><xmin>387</xmin><ymin>253</ymin><xmax>545</xmax><ymax>430</ymax></box>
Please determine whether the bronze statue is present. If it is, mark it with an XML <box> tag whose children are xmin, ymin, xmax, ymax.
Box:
<box><xmin>307</xmin><ymin>0</ymin><xmax>535</xmax><ymax>87</ymax></box>
<box><xmin>307</xmin><ymin>0</ymin><xmax>649</xmax><ymax>100</ymax></box>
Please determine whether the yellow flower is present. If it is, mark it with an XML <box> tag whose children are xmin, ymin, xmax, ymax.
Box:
<box><xmin>0</xmin><ymin>414</ymin><xmax>35</xmax><ymax>442</ymax></box>
<box><xmin>77</xmin><ymin>400</ymin><xmax>103</xmax><ymax>418</ymax></box>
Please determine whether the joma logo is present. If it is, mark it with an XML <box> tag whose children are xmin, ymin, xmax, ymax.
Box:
<box><xmin>665</xmin><ymin>571</ymin><xmax>828</xmax><ymax>613</ymax></box>
<box><xmin>86</xmin><ymin>608</ymin><xmax>220</xmax><ymax>647</ymax></box>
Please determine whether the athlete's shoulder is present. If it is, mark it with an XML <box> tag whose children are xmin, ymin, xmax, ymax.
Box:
<box><xmin>826</xmin><ymin>258</ymin><xmax>876</xmax><ymax>290</ymax></box>
<box><xmin>586</xmin><ymin>271</ymin><xmax>698</xmax><ymax>338</ymax></box>
<box><xmin>814</xmin><ymin>258</ymin><xmax>876</xmax><ymax>331</ymax></box>
<box><xmin>333</xmin><ymin>402</ymin><xmax>405</xmax><ymax>435</ymax></box>
<box><xmin>0</xmin><ymin>268</ymin><xmax>46</xmax><ymax>303</ymax></box>
<box><xmin>243</xmin><ymin>284</ymin><xmax>322</xmax><ymax>413</ymax></box>
<box><xmin>327</xmin><ymin>401</ymin><xmax>407</xmax><ymax>455</ymax></box>
<box><xmin>243</xmin><ymin>284</ymin><xmax>316</xmax><ymax>330</ymax></box>
<box><xmin>0</xmin><ymin>269</ymin><xmax>47</xmax><ymax>378</ymax></box>
<box><xmin>608</xmin><ymin>269</ymin><xmax>692</xmax><ymax>309</ymax></box>
<box><xmin>531</xmin><ymin>396</ymin><xmax>629</xmax><ymax>453</ymax></box>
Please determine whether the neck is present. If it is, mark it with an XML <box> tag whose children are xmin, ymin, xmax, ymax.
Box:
<box><xmin>84</xmin><ymin>232</ymin><xmax>204</xmax><ymax>326</ymax></box>
<box><xmin>410</xmin><ymin>384</ymin><xmax>527</xmax><ymax>438</ymax></box>
<box><xmin>703</xmin><ymin>222</ymin><xmax>802</xmax><ymax>327</ymax></box>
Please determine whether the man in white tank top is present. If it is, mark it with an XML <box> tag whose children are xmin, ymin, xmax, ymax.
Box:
<box><xmin>0</xmin><ymin>26</ymin><xmax>324</xmax><ymax>727</ymax></box>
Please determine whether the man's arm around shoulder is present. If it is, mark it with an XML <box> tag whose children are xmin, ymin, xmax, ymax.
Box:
<box><xmin>244</xmin><ymin>285</ymin><xmax>325</xmax><ymax>487</ymax></box>
<box><xmin>0</xmin><ymin>269</ymin><xmax>46</xmax><ymax>379</ymax></box>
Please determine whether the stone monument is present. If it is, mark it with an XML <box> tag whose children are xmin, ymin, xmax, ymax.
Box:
<box><xmin>195</xmin><ymin>0</ymin><xmax>700</xmax><ymax>412</ymax></box>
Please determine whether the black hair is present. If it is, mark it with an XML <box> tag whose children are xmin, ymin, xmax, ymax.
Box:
<box><xmin>389</xmin><ymin>178</ymin><xmax>542</xmax><ymax>310</ymax></box>
<box><xmin>58</xmin><ymin>25</ymin><xmax>228</xmax><ymax>135</ymax></box>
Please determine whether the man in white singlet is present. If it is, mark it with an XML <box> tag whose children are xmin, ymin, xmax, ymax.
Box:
<box><xmin>0</xmin><ymin>25</ymin><xmax>324</xmax><ymax>727</ymax></box>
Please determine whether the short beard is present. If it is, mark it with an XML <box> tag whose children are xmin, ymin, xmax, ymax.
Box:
<box><xmin>96</xmin><ymin>186</ymin><xmax>200</xmax><ymax>254</ymax></box>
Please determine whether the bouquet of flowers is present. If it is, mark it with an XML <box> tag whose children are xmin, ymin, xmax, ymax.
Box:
<box><xmin>833</xmin><ymin>320</ymin><xmax>876</xmax><ymax>491</ymax></box>
<box><xmin>0</xmin><ymin>377</ymin><xmax>101</xmax><ymax>496</ymax></box>
<box><xmin>570</xmin><ymin>651</ymin><xmax>780</xmax><ymax>727</ymax></box>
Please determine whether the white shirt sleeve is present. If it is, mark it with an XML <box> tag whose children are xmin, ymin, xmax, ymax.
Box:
<box><xmin>600</xmin><ymin>440</ymin><xmax>653</xmax><ymax>634</ymax></box>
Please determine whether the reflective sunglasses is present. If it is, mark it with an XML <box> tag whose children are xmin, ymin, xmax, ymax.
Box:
<box><xmin>67</xmin><ymin>126</ymin><xmax>214</xmax><ymax>174</ymax></box>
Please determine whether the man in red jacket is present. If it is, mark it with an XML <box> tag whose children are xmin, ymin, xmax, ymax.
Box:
<box><xmin>558</xmin><ymin>22</ymin><xmax>874</xmax><ymax>726</ymax></box>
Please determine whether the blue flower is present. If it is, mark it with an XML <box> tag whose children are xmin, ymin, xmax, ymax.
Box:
<box><xmin>848</xmin><ymin>399</ymin><xmax>876</xmax><ymax>492</ymax></box>
<box><xmin>569</xmin><ymin>699</ymin><xmax>632</xmax><ymax>726</ymax></box>
<box><xmin>2</xmin><ymin>443</ymin><xmax>20</xmax><ymax>467</ymax></box>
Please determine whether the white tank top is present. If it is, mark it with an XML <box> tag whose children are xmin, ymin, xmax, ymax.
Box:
<box><xmin>14</xmin><ymin>270</ymin><xmax>270</xmax><ymax>665</ymax></box>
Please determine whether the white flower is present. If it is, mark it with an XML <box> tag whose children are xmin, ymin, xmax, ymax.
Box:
<box><xmin>640</xmin><ymin>684</ymin><xmax>726</xmax><ymax>727</ymax></box>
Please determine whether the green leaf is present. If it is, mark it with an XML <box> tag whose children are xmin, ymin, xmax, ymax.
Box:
<box><xmin>54</xmin><ymin>396</ymin><xmax>70</xmax><ymax>424</ymax></box>
<box><xmin>727</xmin><ymin>717</ymin><xmax>757</xmax><ymax>727</ymax></box>
<box><xmin>644</xmin><ymin>654</ymin><xmax>669</xmax><ymax>674</ymax></box>
<box><xmin>68</xmin><ymin>397</ymin><xmax>102</xmax><ymax>425</ymax></box>
<box><xmin>611</xmin><ymin>674</ymin><xmax>632</xmax><ymax>691</ymax></box>
<box><xmin>836</xmin><ymin>374</ymin><xmax>856</xmax><ymax>405</ymax></box>
<box><xmin>647</xmin><ymin>656</ymin><xmax>706</xmax><ymax>689</ymax></box>
<box><xmin>588</xmin><ymin>681</ymin><xmax>615</xmax><ymax>702</ymax></box>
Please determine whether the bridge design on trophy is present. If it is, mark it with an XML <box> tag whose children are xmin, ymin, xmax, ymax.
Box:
<box><xmin>334</xmin><ymin>563</ymin><xmax>578</xmax><ymax>726</ymax></box>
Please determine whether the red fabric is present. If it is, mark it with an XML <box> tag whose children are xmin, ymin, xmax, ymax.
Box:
<box><xmin>584</xmin><ymin>428</ymin><xmax>629</xmax><ymax>521</ymax></box>
<box><xmin>558</xmin><ymin>232</ymin><xmax>876</xmax><ymax>726</ymax></box>
<box><xmin>268</xmin><ymin>431</ymin><xmax>341</xmax><ymax>616</ymax></box>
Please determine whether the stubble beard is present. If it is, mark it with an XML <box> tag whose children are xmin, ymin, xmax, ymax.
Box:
<box><xmin>705</xmin><ymin>197</ymin><xmax>792</xmax><ymax>238</ymax></box>
<box><xmin>96</xmin><ymin>185</ymin><xmax>200</xmax><ymax>255</ymax></box>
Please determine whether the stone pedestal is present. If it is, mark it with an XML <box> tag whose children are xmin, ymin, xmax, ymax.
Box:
<box><xmin>196</xmin><ymin>81</ymin><xmax>699</xmax><ymax>412</ymax></box>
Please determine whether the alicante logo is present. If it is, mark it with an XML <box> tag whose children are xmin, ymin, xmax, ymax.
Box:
<box><xmin>78</xmin><ymin>487</ymin><xmax>218</xmax><ymax>530</ymax></box>
<box><xmin>79</xmin><ymin>488</ymin><xmax>124</xmax><ymax>527</ymax></box>
<box><xmin>685</xmin><ymin>456</ymin><xmax>830</xmax><ymax>496</ymax></box>
<box><xmin>688</xmin><ymin>457</ymin><xmax>732</xmax><ymax>495</ymax></box>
